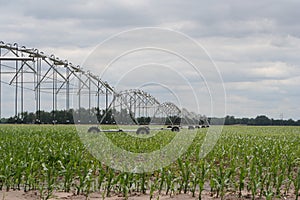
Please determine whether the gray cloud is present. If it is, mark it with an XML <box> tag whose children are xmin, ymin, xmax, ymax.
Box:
<box><xmin>0</xmin><ymin>0</ymin><xmax>299</xmax><ymax>118</ymax></box>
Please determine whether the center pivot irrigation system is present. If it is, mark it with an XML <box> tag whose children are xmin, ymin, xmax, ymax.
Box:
<box><xmin>0</xmin><ymin>41</ymin><xmax>209</xmax><ymax>133</ymax></box>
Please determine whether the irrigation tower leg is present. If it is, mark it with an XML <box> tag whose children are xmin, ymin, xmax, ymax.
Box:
<box><xmin>78</xmin><ymin>74</ymin><xmax>81</xmax><ymax>123</ymax></box>
<box><xmin>66</xmin><ymin>67</ymin><xmax>70</xmax><ymax>111</ymax></box>
<box><xmin>106</xmin><ymin>85</ymin><xmax>108</xmax><ymax>123</ymax></box>
<box><xmin>52</xmin><ymin>68</ymin><xmax>57</xmax><ymax>124</ymax></box>
<box><xmin>97</xmin><ymin>81</ymin><xmax>100</xmax><ymax>120</ymax></box>
<box><xmin>15</xmin><ymin>57</ymin><xmax>18</xmax><ymax>123</ymax></box>
<box><xmin>88</xmin><ymin>77</ymin><xmax>91</xmax><ymax>122</ymax></box>
<box><xmin>21</xmin><ymin>59</ymin><xmax>24</xmax><ymax>123</ymax></box>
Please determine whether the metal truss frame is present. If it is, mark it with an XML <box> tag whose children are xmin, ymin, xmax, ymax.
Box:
<box><xmin>0</xmin><ymin>41</ymin><xmax>208</xmax><ymax>125</ymax></box>
<box><xmin>0</xmin><ymin>41</ymin><xmax>114</xmax><ymax>123</ymax></box>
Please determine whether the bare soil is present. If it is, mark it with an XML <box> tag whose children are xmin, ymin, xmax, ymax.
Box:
<box><xmin>0</xmin><ymin>190</ymin><xmax>298</xmax><ymax>200</ymax></box>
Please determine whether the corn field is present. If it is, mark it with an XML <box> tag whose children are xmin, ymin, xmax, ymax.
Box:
<box><xmin>0</xmin><ymin>125</ymin><xmax>299</xmax><ymax>199</ymax></box>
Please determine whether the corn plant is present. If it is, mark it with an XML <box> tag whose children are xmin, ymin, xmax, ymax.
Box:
<box><xmin>0</xmin><ymin>125</ymin><xmax>299</xmax><ymax>199</ymax></box>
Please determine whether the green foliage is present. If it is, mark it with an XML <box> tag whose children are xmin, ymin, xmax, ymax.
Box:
<box><xmin>0</xmin><ymin>125</ymin><xmax>299</xmax><ymax>199</ymax></box>
<box><xmin>212</xmin><ymin>115</ymin><xmax>300</xmax><ymax>126</ymax></box>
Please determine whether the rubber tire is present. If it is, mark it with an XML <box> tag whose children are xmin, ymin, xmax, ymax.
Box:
<box><xmin>88</xmin><ymin>127</ymin><xmax>100</xmax><ymax>133</ymax></box>
<box><xmin>171</xmin><ymin>126</ymin><xmax>180</xmax><ymax>132</ymax></box>
<box><xmin>136</xmin><ymin>127</ymin><xmax>150</xmax><ymax>134</ymax></box>
<box><xmin>188</xmin><ymin>126</ymin><xmax>195</xmax><ymax>130</ymax></box>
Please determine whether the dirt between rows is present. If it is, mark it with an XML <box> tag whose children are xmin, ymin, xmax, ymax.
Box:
<box><xmin>0</xmin><ymin>190</ymin><xmax>298</xmax><ymax>200</ymax></box>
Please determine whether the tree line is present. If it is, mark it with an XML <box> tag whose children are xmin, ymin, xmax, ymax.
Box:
<box><xmin>1</xmin><ymin>109</ymin><xmax>299</xmax><ymax>126</ymax></box>
<box><xmin>210</xmin><ymin>115</ymin><xmax>300</xmax><ymax>126</ymax></box>
<box><xmin>0</xmin><ymin>108</ymin><xmax>182</xmax><ymax>125</ymax></box>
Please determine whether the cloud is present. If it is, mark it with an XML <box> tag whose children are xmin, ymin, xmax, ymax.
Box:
<box><xmin>249</xmin><ymin>63</ymin><xmax>297</xmax><ymax>79</ymax></box>
<box><xmin>0</xmin><ymin>0</ymin><xmax>300</xmax><ymax>118</ymax></box>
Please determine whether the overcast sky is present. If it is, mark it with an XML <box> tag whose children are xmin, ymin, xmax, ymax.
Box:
<box><xmin>1</xmin><ymin>0</ymin><xmax>300</xmax><ymax>119</ymax></box>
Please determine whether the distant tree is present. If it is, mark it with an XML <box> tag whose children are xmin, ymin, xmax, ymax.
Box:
<box><xmin>246</xmin><ymin>118</ymin><xmax>255</xmax><ymax>125</ymax></box>
<box><xmin>240</xmin><ymin>118</ymin><xmax>249</xmax><ymax>125</ymax></box>
<box><xmin>286</xmin><ymin>119</ymin><xmax>296</xmax><ymax>126</ymax></box>
<box><xmin>165</xmin><ymin>116</ymin><xmax>181</xmax><ymax>125</ymax></box>
<box><xmin>225</xmin><ymin>116</ymin><xmax>236</xmax><ymax>125</ymax></box>
<box><xmin>254</xmin><ymin>115</ymin><xmax>271</xmax><ymax>125</ymax></box>
<box><xmin>22</xmin><ymin>112</ymin><xmax>35</xmax><ymax>123</ymax></box>
<box><xmin>137</xmin><ymin>117</ymin><xmax>151</xmax><ymax>125</ymax></box>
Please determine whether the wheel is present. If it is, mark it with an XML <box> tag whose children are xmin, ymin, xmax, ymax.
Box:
<box><xmin>136</xmin><ymin>127</ymin><xmax>150</xmax><ymax>134</ymax></box>
<box><xmin>171</xmin><ymin>126</ymin><xmax>180</xmax><ymax>132</ymax></box>
<box><xmin>188</xmin><ymin>126</ymin><xmax>195</xmax><ymax>130</ymax></box>
<box><xmin>88</xmin><ymin>127</ymin><xmax>100</xmax><ymax>133</ymax></box>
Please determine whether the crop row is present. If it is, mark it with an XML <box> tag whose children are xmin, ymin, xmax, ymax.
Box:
<box><xmin>0</xmin><ymin>125</ymin><xmax>299</xmax><ymax>199</ymax></box>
